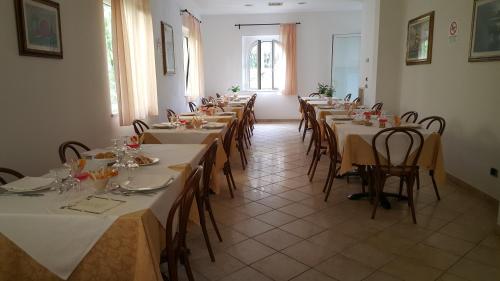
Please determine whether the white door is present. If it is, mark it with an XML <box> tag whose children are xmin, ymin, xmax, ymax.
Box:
<box><xmin>331</xmin><ymin>34</ymin><xmax>361</xmax><ymax>100</ymax></box>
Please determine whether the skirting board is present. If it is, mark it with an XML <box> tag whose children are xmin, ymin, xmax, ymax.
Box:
<box><xmin>257</xmin><ymin>119</ymin><xmax>299</xmax><ymax>123</ymax></box>
<box><xmin>447</xmin><ymin>173</ymin><xmax>498</xmax><ymax>204</ymax></box>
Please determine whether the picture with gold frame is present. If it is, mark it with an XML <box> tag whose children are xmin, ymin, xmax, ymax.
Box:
<box><xmin>406</xmin><ymin>11</ymin><xmax>435</xmax><ymax>65</ymax></box>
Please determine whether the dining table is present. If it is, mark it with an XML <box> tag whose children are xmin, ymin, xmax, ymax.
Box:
<box><xmin>0</xmin><ymin>144</ymin><xmax>207</xmax><ymax>281</ymax></box>
<box><xmin>330</xmin><ymin>119</ymin><xmax>446</xmax><ymax>208</ymax></box>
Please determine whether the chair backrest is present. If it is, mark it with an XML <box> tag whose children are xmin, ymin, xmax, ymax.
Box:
<box><xmin>306</xmin><ymin>104</ymin><xmax>321</xmax><ymax>145</ymax></box>
<box><xmin>201</xmin><ymin>97</ymin><xmax>209</xmax><ymax>105</ymax></box>
<box><xmin>216</xmin><ymin>93</ymin><xmax>221</xmax><ymax>98</ymax></box>
<box><xmin>132</xmin><ymin>120</ymin><xmax>149</xmax><ymax>135</ymax></box>
<box><xmin>223</xmin><ymin>119</ymin><xmax>238</xmax><ymax>156</ymax></box>
<box><xmin>208</xmin><ymin>96</ymin><xmax>216</xmax><ymax>102</ymax></box>
<box><xmin>323</xmin><ymin>120</ymin><xmax>339</xmax><ymax>164</ymax></box>
<box><xmin>372</xmin><ymin>102</ymin><xmax>384</xmax><ymax>111</ymax></box>
<box><xmin>58</xmin><ymin>141</ymin><xmax>91</xmax><ymax>163</ymax></box>
<box><xmin>299</xmin><ymin>99</ymin><xmax>309</xmax><ymax>119</ymax></box>
<box><xmin>344</xmin><ymin>93</ymin><xmax>352</xmax><ymax>102</ymax></box>
<box><xmin>0</xmin><ymin>168</ymin><xmax>24</xmax><ymax>185</ymax></box>
<box><xmin>166</xmin><ymin>109</ymin><xmax>177</xmax><ymax>122</ymax></box>
<box><xmin>418</xmin><ymin>116</ymin><xmax>446</xmax><ymax>135</ymax></box>
<box><xmin>372</xmin><ymin>128</ymin><xmax>424</xmax><ymax>174</ymax></box>
<box><xmin>352</xmin><ymin>97</ymin><xmax>361</xmax><ymax>104</ymax></box>
<box><xmin>309</xmin><ymin>93</ymin><xmax>320</xmax><ymax>97</ymax></box>
<box><xmin>401</xmin><ymin>111</ymin><xmax>418</xmax><ymax>123</ymax></box>
<box><xmin>198</xmin><ymin>139</ymin><xmax>218</xmax><ymax>198</ymax></box>
<box><xmin>165</xmin><ymin>166</ymin><xmax>203</xmax><ymax>253</ymax></box>
<box><xmin>188</xmin><ymin>102</ymin><xmax>198</xmax><ymax>112</ymax></box>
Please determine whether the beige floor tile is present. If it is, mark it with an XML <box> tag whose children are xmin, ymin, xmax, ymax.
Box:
<box><xmin>257</xmin><ymin>184</ymin><xmax>292</xmax><ymax>195</ymax></box>
<box><xmin>380</xmin><ymin>257</ymin><xmax>443</xmax><ymax>281</ymax></box>
<box><xmin>225</xmin><ymin>239</ymin><xmax>276</xmax><ymax>264</ymax></box>
<box><xmin>341</xmin><ymin>243</ymin><xmax>396</xmax><ymax>268</ymax></box>
<box><xmin>336</xmin><ymin>220</ymin><xmax>381</xmax><ymax>241</ymax></box>
<box><xmin>191</xmin><ymin>252</ymin><xmax>246</xmax><ymax>281</ymax></box>
<box><xmin>216</xmin><ymin>210</ymin><xmax>250</xmax><ymax>226</ymax></box>
<box><xmin>278</xmin><ymin>202</ymin><xmax>317</xmax><ymax>218</ymax></box>
<box><xmin>255</xmin><ymin>210</ymin><xmax>298</xmax><ymax>226</ymax></box>
<box><xmin>290</xmin><ymin>269</ymin><xmax>338</xmax><ymax>281</ymax></box>
<box><xmin>401</xmin><ymin>243</ymin><xmax>460</xmax><ymax>270</ymax></box>
<box><xmin>303</xmin><ymin>210</ymin><xmax>349</xmax><ymax>229</ymax></box>
<box><xmin>465</xmin><ymin>244</ymin><xmax>500</xmax><ymax>267</ymax></box>
<box><xmin>234</xmin><ymin>202</ymin><xmax>273</xmax><ymax>217</ymax></box>
<box><xmin>282</xmin><ymin>240</ymin><xmax>337</xmax><ymax>266</ymax></box>
<box><xmin>365</xmin><ymin>231</ymin><xmax>417</xmax><ymax>255</ymax></box>
<box><xmin>241</xmin><ymin>189</ymin><xmax>272</xmax><ymax>201</ymax></box>
<box><xmin>437</xmin><ymin>273</ymin><xmax>468</xmax><ymax>281</ymax></box>
<box><xmin>439</xmin><ymin>222</ymin><xmax>492</xmax><ymax>243</ymax></box>
<box><xmin>480</xmin><ymin>233</ymin><xmax>500</xmax><ymax>250</ymax></box>
<box><xmin>280</xmin><ymin>219</ymin><xmax>326</xmax><ymax>238</ymax></box>
<box><xmin>219</xmin><ymin>266</ymin><xmax>273</xmax><ymax>281</ymax></box>
<box><xmin>381</xmin><ymin>223</ymin><xmax>434</xmax><ymax>243</ymax></box>
<box><xmin>251</xmin><ymin>253</ymin><xmax>309</xmax><ymax>281</ymax></box>
<box><xmin>315</xmin><ymin>255</ymin><xmax>375</xmax><ymax>281</ymax></box>
<box><xmin>308</xmin><ymin>230</ymin><xmax>359</xmax><ymax>252</ymax></box>
<box><xmin>231</xmin><ymin>218</ymin><xmax>275</xmax><ymax>237</ymax></box>
<box><xmin>280</xmin><ymin>178</ymin><xmax>313</xmax><ymax>189</ymax></box>
<box><xmin>255</xmin><ymin>228</ymin><xmax>302</xmax><ymax>250</ymax></box>
<box><xmin>423</xmin><ymin>232</ymin><xmax>475</xmax><ymax>256</ymax></box>
<box><xmin>256</xmin><ymin>195</ymin><xmax>294</xmax><ymax>209</ymax></box>
<box><xmin>448</xmin><ymin>258</ymin><xmax>500</xmax><ymax>281</ymax></box>
<box><xmin>278</xmin><ymin>190</ymin><xmax>312</xmax><ymax>202</ymax></box>
<box><xmin>363</xmin><ymin>271</ymin><xmax>402</xmax><ymax>281</ymax></box>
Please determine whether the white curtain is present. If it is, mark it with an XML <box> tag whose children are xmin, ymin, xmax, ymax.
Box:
<box><xmin>182</xmin><ymin>14</ymin><xmax>204</xmax><ymax>100</ymax></box>
<box><xmin>280</xmin><ymin>23</ymin><xmax>297</xmax><ymax>96</ymax></box>
<box><xmin>112</xmin><ymin>0</ymin><xmax>158</xmax><ymax>126</ymax></box>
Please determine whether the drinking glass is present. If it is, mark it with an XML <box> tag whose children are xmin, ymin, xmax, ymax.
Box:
<box><xmin>50</xmin><ymin>166</ymin><xmax>71</xmax><ymax>191</ymax></box>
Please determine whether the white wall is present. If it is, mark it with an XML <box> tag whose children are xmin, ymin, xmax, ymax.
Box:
<box><xmin>374</xmin><ymin>0</ymin><xmax>500</xmax><ymax>202</ymax></box>
<box><xmin>202</xmin><ymin>11</ymin><xmax>362</xmax><ymax>119</ymax></box>
<box><xmin>360</xmin><ymin>0</ymin><xmax>380</xmax><ymax>106</ymax></box>
<box><xmin>0</xmin><ymin>0</ymin><xmax>192</xmax><ymax>175</ymax></box>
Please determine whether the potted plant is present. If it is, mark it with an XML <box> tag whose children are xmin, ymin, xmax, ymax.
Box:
<box><xmin>229</xmin><ymin>85</ymin><xmax>240</xmax><ymax>95</ymax></box>
<box><xmin>317</xmin><ymin>83</ymin><xmax>335</xmax><ymax>104</ymax></box>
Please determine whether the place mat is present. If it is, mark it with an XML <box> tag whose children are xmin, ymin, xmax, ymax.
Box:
<box><xmin>61</xmin><ymin>196</ymin><xmax>125</xmax><ymax>215</ymax></box>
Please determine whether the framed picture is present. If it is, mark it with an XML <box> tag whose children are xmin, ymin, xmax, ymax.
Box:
<box><xmin>469</xmin><ymin>0</ymin><xmax>500</xmax><ymax>62</ymax></box>
<box><xmin>161</xmin><ymin>21</ymin><xmax>175</xmax><ymax>75</ymax></box>
<box><xmin>14</xmin><ymin>0</ymin><xmax>63</xmax><ymax>59</ymax></box>
<box><xmin>406</xmin><ymin>11</ymin><xmax>435</xmax><ymax>65</ymax></box>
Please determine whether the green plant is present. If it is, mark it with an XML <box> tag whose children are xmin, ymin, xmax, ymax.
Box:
<box><xmin>317</xmin><ymin>83</ymin><xmax>334</xmax><ymax>97</ymax></box>
<box><xmin>229</xmin><ymin>85</ymin><xmax>240</xmax><ymax>93</ymax></box>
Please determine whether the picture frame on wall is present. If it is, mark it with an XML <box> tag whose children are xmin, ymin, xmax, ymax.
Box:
<box><xmin>14</xmin><ymin>0</ymin><xmax>63</xmax><ymax>59</ymax></box>
<box><xmin>469</xmin><ymin>0</ymin><xmax>500</xmax><ymax>62</ymax></box>
<box><xmin>161</xmin><ymin>21</ymin><xmax>176</xmax><ymax>75</ymax></box>
<box><xmin>406</xmin><ymin>11</ymin><xmax>435</xmax><ymax>65</ymax></box>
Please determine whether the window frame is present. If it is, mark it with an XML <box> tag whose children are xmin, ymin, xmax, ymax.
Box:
<box><xmin>246</xmin><ymin>39</ymin><xmax>280</xmax><ymax>91</ymax></box>
<box><xmin>103</xmin><ymin>1</ymin><xmax>119</xmax><ymax>116</ymax></box>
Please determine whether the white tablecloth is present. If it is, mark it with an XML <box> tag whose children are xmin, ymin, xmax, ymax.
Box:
<box><xmin>0</xmin><ymin>144</ymin><xmax>206</xmax><ymax>280</ymax></box>
<box><xmin>145</xmin><ymin>125</ymin><xmax>227</xmax><ymax>144</ymax></box>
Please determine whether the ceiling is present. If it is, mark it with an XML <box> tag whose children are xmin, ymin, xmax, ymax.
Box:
<box><xmin>190</xmin><ymin>0</ymin><xmax>363</xmax><ymax>15</ymax></box>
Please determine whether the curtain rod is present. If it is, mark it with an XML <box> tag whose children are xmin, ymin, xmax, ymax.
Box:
<box><xmin>180</xmin><ymin>9</ymin><xmax>202</xmax><ymax>23</ymax></box>
<box><xmin>235</xmin><ymin>22</ymin><xmax>301</xmax><ymax>29</ymax></box>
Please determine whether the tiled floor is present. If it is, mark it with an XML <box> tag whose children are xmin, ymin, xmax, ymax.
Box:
<box><xmin>183</xmin><ymin>122</ymin><xmax>500</xmax><ymax>281</ymax></box>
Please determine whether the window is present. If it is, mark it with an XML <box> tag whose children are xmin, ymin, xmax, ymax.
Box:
<box><xmin>103</xmin><ymin>2</ymin><xmax>118</xmax><ymax>115</ymax></box>
<box><xmin>243</xmin><ymin>36</ymin><xmax>283</xmax><ymax>90</ymax></box>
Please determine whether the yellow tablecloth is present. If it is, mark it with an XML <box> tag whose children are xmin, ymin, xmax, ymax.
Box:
<box><xmin>223</xmin><ymin>107</ymin><xmax>244</xmax><ymax>121</ymax></box>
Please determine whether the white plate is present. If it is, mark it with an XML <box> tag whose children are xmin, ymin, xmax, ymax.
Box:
<box><xmin>152</xmin><ymin>123</ymin><xmax>176</xmax><ymax>129</ymax></box>
<box><xmin>138</xmin><ymin>157</ymin><xmax>160</xmax><ymax>166</ymax></box>
<box><xmin>1</xmin><ymin>177</ymin><xmax>55</xmax><ymax>193</ymax></box>
<box><xmin>120</xmin><ymin>175</ymin><xmax>174</xmax><ymax>191</ymax></box>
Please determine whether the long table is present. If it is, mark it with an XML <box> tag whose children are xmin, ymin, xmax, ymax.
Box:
<box><xmin>0</xmin><ymin>144</ymin><xmax>206</xmax><ymax>281</ymax></box>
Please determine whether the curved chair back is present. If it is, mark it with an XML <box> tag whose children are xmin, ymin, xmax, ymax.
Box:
<box><xmin>309</xmin><ymin>93</ymin><xmax>320</xmax><ymax>97</ymax></box>
<box><xmin>216</xmin><ymin>93</ymin><xmax>221</xmax><ymax>98</ymax></box>
<box><xmin>372</xmin><ymin>128</ymin><xmax>424</xmax><ymax>174</ymax></box>
<box><xmin>223</xmin><ymin>119</ymin><xmax>238</xmax><ymax>157</ymax></box>
<box><xmin>199</xmin><ymin>140</ymin><xmax>218</xmax><ymax>199</ymax></box>
<box><xmin>344</xmin><ymin>93</ymin><xmax>352</xmax><ymax>102</ymax></box>
<box><xmin>188</xmin><ymin>102</ymin><xmax>198</xmax><ymax>112</ymax></box>
<box><xmin>166</xmin><ymin>109</ymin><xmax>177</xmax><ymax>122</ymax></box>
<box><xmin>306</xmin><ymin>105</ymin><xmax>320</xmax><ymax>145</ymax></box>
<box><xmin>323</xmin><ymin>120</ymin><xmax>339</xmax><ymax>164</ymax></box>
<box><xmin>418</xmin><ymin>116</ymin><xmax>446</xmax><ymax>135</ymax></box>
<box><xmin>0</xmin><ymin>168</ymin><xmax>24</xmax><ymax>185</ymax></box>
<box><xmin>132</xmin><ymin>120</ymin><xmax>149</xmax><ymax>136</ymax></box>
<box><xmin>401</xmin><ymin>111</ymin><xmax>418</xmax><ymax>123</ymax></box>
<box><xmin>372</xmin><ymin>102</ymin><xmax>384</xmax><ymax>111</ymax></box>
<box><xmin>352</xmin><ymin>97</ymin><xmax>361</xmax><ymax>104</ymax></box>
<box><xmin>58</xmin><ymin>141</ymin><xmax>91</xmax><ymax>163</ymax></box>
<box><xmin>201</xmin><ymin>97</ymin><xmax>209</xmax><ymax>105</ymax></box>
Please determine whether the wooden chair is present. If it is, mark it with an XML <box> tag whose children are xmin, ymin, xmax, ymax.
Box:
<box><xmin>298</xmin><ymin>97</ymin><xmax>305</xmax><ymax>132</ymax></box>
<box><xmin>201</xmin><ymin>97</ymin><xmax>209</xmax><ymax>105</ymax></box>
<box><xmin>132</xmin><ymin>120</ymin><xmax>149</xmax><ymax>136</ymax></box>
<box><xmin>216</xmin><ymin>93</ymin><xmax>221</xmax><ymax>98</ymax></box>
<box><xmin>250</xmin><ymin>94</ymin><xmax>257</xmax><ymax>124</ymax></box>
<box><xmin>371</xmin><ymin>128</ymin><xmax>424</xmax><ymax>224</ymax></box>
<box><xmin>306</xmin><ymin>105</ymin><xmax>326</xmax><ymax>182</ymax></box>
<box><xmin>344</xmin><ymin>93</ymin><xmax>352</xmax><ymax>102</ymax></box>
<box><xmin>0</xmin><ymin>168</ymin><xmax>24</xmax><ymax>185</ymax></box>
<box><xmin>416</xmin><ymin>116</ymin><xmax>446</xmax><ymax>200</ymax></box>
<box><xmin>222</xmin><ymin>120</ymin><xmax>238</xmax><ymax>198</ymax></box>
<box><xmin>188</xmin><ymin>102</ymin><xmax>198</xmax><ymax>112</ymax></box>
<box><xmin>197</xmin><ymin>140</ymin><xmax>223</xmax><ymax>262</ymax></box>
<box><xmin>305</xmin><ymin>104</ymin><xmax>317</xmax><ymax>155</ymax></box>
<box><xmin>322</xmin><ymin>121</ymin><xmax>341</xmax><ymax>201</ymax></box>
<box><xmin>372</xmin><ymin>102</ymin><xmax>384</xmax><ymax>112</ymax></box>
<box><xmin>352</xmin><ymin>97</ymin><xmax>361</xmax><ymax>104</ymax></box>
<box><xmin>236</xmin><ymin>114</ymin><xmax>249</xmax><ymax>169</ymax></box>
<box><xmin>58</xmin><ymin>141</ymin><xmax>91</xmax><ymax>163</ymax></box>
<box><xmin>160</xmin><ymin>166</ymin><xmax>203</xmax><ymax>281</ymax></box>
<box><xmin>208</xmin><ymin>96</ymin><xmax>216</xmax><ymax>103</ymax></box>
<box><xmin>166</xmin><ymin>109</ymin><xmax>177</xmax><ymax>122</ymax></box>
<box><xmin>401</xmin><ymin>111</ymin><xmax>418</xmax><ymax>123</ymax></box>
<box><xmin>309</xmin><ymin>93</ymin><xmax>320</xmax><ymax>97</ymax></box>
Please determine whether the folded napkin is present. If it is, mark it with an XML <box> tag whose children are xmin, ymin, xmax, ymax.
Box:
<box><xmin>2</xmin><ymin>177</ymin><xmax>54</xmax><ymax>192</ymax></box>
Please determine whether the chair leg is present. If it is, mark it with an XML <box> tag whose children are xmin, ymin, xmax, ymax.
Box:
<box><xmin>228</xmin><ymin>165</ymin><xmax>237</xmax><ymax>190</ymax></box>
<box><xmin>371</xmin><ymin>174</ymin><xmax>385</xmax><ymax>219</ymax></box>
<box><xmin>323</xmin><ymin>162</ymin><xmax>334</xmax><ymax>193</ymax></box>
<box><xmin>302</xmin><ymin>120</ymin><xmax>308</xmax><ymax>141</ymax></box>
<box><xmin>430</xmin><ymin>170</ymin><xmax>441</xmax><ymax>200</ymax></box>
<box><xmin>252</xmin><ymin>111</ymin><xmax>257</xmax><ymax>123</ymax></box>
<box><xmin>406</xmin><ymin>176</ymin><xmax>417</xmax><ymax>224</ymax></box>
<box><xmin>182</xmin><ymin>250</ymin><xmax>195</xmax><ymax>281</ymax></box>
<box><xmin>398</xmin><ymin>177</ymin><xmax>404</xmax><ymax>198</ymax></box>
<box><xmin>298</xmin><ymin>118</ymin><xmax>304</xmax><ymax>132</ymax></box>
<box><xmin>416</xmin><ymin>170</ymin><xmax>421</xmax><ymax>190</ymax></box>
<box><xmin>309</xmin><ymin>152</ymin><xmax>321</xmax><ymax>182</ymax></box>
<box><xmin>306</xmin><ymin>133</ymin><xmax>314</xmax><ymax>155</ymax></box>
<box><xmin>224</xmin><ymin>167</ymin><xmax>234</xmax><ymax>198</ymax></box>
<box><xmin>197</xmin><ymin>200</ymin><xmax>216</xmax><ymax>262</ymax></box>
<box><xmin>205</xmin><ymin>199</ymin><xmax>223</xmax><ymax>242</ymax></box>
<box><xmin>307</xmin><ymin>148</ymin><xmax>317</xmax><ymax>175</ymax></box>
<box><xmin>324</xmin><ymin>166</ymin><xmax>338</xmax><ymax>202</ymax></box>
<box><xmin>167</xmin><ymin>252</ymin><xmax>178</xmax><ymax>281</ymax></box>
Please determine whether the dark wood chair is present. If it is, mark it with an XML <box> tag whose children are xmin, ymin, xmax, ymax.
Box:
<box><xmin>236</xmin><ymin>113</ymin><xmax>249</xmax><ymax>169</ymax></box>
<box><xmin>372</xmin><ymin>102</ymin><xmax>384</xmax><ymax>112</ymax></box>
<box><xmin>299</xmin><ymin>99</ymin><xmax>311</xmax><ymax>139</ymax></box>
<box><xmin>401</xmin><ymin>111</ymin><xmax>418</xmax><ymax>123</ymax></box>
<box><xmin>132</xmin><ymin>120</ymin><xmax>149</xmax><ymax>135</ymax></box>
<box><xmin>58</xmin><ymin>141</ymin><xmax>91</xmax><ymax>163</ymax></box>
<box><xmin>166</xmin><ymin>109</ymin><xmax>177</xmax><ymax>122</ymax></box>
<box><xmin>309</xmin><ymin>93</ymin><xmax>320</xmax><ymax>97</ymax></box>
<box><xmin>344</xmin><ymin>93</ymin><xmax>352</xmax><ymax>102</ymax></box>
<box><xmin>298</xmin><ymin>97</ymin><xmax>305</xmax><ymax>132</ymax></box>
<box><xmin>306</xmin><ymin>104</ymin><xmax>317</xmax><ymax>155</ymax></box>
<box><xmin>322</xmin><ymin>121</ymin><xmax>341</xmax><ymax>201</ymax></box>
<box><xmin>0</xmin><ymin>168</ymin><xmax>24</xmax><ymax>185</ymax></box>
<box><xmin>306</xmin><ymin>104</ymin><xmax>326</xmax><ymax>182</ymax></box>
<box><xmin>416</xmin><ymin>116</ymin><xmax>446</xmax><ymax>200</ymax></box>
<box><xmin>201</xmin><ymin>97</ymin><xmax>209</xmax><ymax>105</ymax></box>
<box><xmin>188</xmin><ymin>102</ymin><xmax>198</xmax><ymax>112</ymax></box>
<box><xmin>371</xmin><ymin>128</ymin><xmax>424</xmax><ymax>224</ymax></box>
<box><xmin>216</xmin><ymin>93</ymin><xmax>221</xmax><ymax>98</ymax></box>
<box><xmin>197</xmin><ymin>139</ymin><xmax>223</xmax><ymax>262</ymax></box>
<box><xmin>160</xmin><ymin>166</ymin><xmax>203</xmax><ymax>281</ymax></box>
<box><xmin>222</xmin><ymin>119</ymin><xmax>238</xmax><ymax>198</ymax></box>
<box><xmin>352</xmin><ymin>97</ymin><xmax>361</xmax><ymax>104</ymax></box>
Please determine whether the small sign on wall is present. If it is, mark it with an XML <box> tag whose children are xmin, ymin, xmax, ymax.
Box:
<box><xmin>448</xmin><ymin>19</ymin><xmax>459</xmax><ymax>43</ymax></box>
